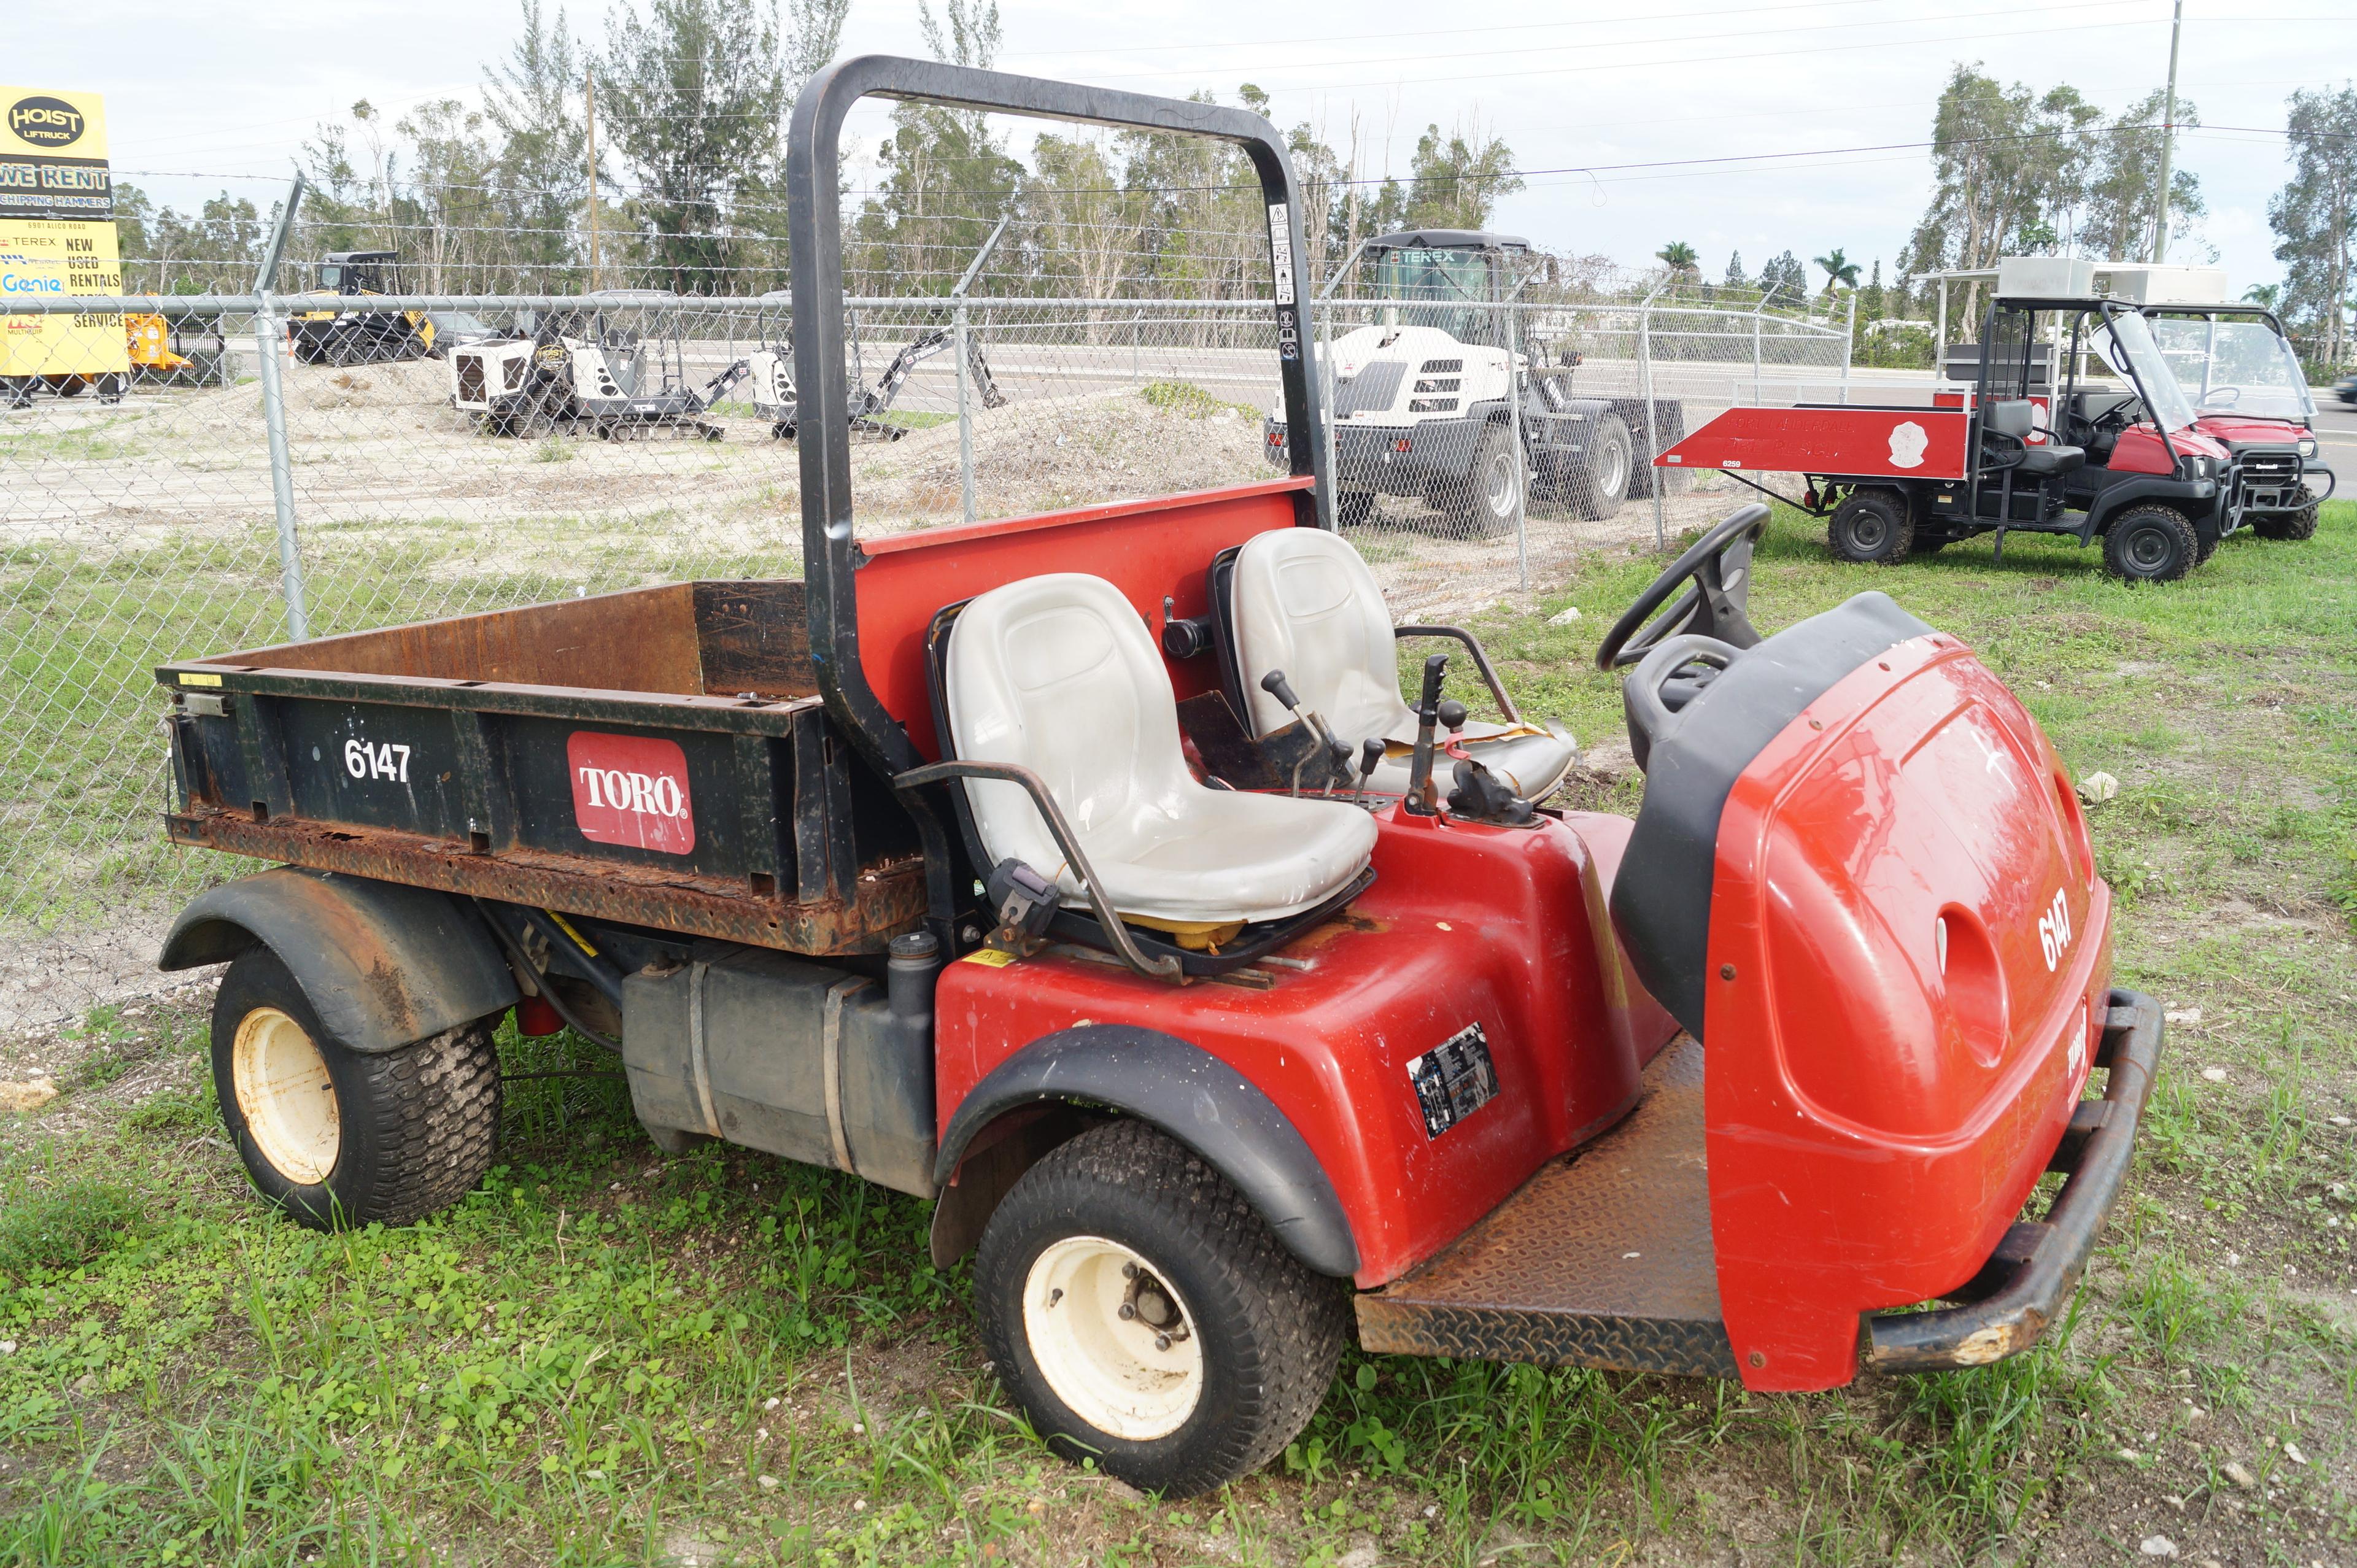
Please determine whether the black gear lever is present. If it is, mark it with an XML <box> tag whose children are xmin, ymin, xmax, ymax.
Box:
<box><xmin>1260</xmin><ymin>669</ymin><xmax>1351</xmax><ymax>795</ymax></box>
<box><xmin>1356</xmin><ymin>736</ymin><xmax>1384</xmax><ymax>803</ymax></box>
<box><xmin>1402</xmin><ymin>654</ymin><xmax>1449</xmax><ymax>816</ymax></box>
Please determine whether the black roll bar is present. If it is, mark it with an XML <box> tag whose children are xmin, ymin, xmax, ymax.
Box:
<box><xmin>784</xmin><ymin>56</ymin><xmax>1330</xmax><ymax>778</ymax></box>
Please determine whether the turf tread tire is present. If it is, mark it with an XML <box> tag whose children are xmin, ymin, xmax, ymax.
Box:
<box><xmin>1827</xmin><ymin>487</ymin><xmax>1914</xmax><ymax>564</ymax></box>
<box><xmin>212</xmin><ymin>946</ymin><xmax>502</xmax><ymax>1230</ymax></box>
<box><xmin>973</xmin><ymin>1120</ymin><xmax>1347</xmax><ymax>1497</ymax></box>
<box><xmin>2251</xmin><ymin>498</ymin><xmax>2320</xmax><ymax>541</ymax></box>
<box><xmin>2100</xmin><ymin>504</ymin><xmax>2199</xmax><ymax>582</ymax></box>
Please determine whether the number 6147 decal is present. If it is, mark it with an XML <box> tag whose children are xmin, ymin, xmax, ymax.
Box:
<box><xmin>344</xmin><ymin>738</ymin><xmax>412</xmax><ymax>784</ymax></box>
<box><xmin>2038</xmin><ymin>887</ymin><xmax>2074</xmax><ymax>973</ymax></box>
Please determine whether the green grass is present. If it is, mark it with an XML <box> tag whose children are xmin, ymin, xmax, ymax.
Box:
<box><xmin>2</xmin><ymin>501</ymin><xmax>2353</xmax><ymax>1562</ymax></box>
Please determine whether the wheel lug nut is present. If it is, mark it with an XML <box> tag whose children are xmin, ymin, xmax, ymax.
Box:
<box><xmin>1118</xmin><ymin>1303</ymin><xmax>1136</xmax><ymax>1320</ymax></box>
<box><xmin>1121</xmin><ymin>1262</ymin><xmax>1138</xmax><ymax>1279</ymax></box>
<box><xmin>1155</xmin><ymin>1334</ymin><xmax>1171</xmax><ymax>1351</ymax></box>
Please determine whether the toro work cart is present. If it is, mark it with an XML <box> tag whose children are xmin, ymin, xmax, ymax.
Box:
<box><xmin>153</xmin><ymin>61</ymin><xmax>2161</xmax><ymax>1496</ymax></box>
<box><xmin>1657</xmin><ymin>257</ymin><xmax>2318</xmax><ymax>581</ymax></box>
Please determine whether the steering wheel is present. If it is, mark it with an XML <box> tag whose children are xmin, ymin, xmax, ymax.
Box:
<box><xmin>2199</xmin><ymin>385</ymin><xmax>2243</xmax><ymax>411</ymax></box>
<box><xmin>1593</xmin><ymin>504</ymin><xmax>1770</xmax><ymax>671</ymax></box>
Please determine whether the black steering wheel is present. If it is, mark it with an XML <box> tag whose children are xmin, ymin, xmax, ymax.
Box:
<box><xmin>1593</xmin><ymin>504</ymin><xmax>1770</xmax><ymax>671</ymax></box>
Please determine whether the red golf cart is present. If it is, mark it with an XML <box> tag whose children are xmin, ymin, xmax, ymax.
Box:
<box><xmin>151</xmin><ymin>59</ymin><xmax>2160</xmax><ymax>1496</ymax></box>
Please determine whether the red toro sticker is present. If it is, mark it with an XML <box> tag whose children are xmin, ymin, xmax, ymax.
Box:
<box><xmin>567</xmin><ymin>732</ymin><xmax>695</xmax><ymax>854</ymax></box>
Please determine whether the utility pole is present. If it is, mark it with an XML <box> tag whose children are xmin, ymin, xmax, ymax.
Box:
<box><xmin>579</xmin><ymin>68</ymin><xmax>598</xmax><ymax>290</ymax></box>
<box><xmin>2153</xmin><ymin>0</ymin><xmax>2183</xmax><ymax>263</ymax></box>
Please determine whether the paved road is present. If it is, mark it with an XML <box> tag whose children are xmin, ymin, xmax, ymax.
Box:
<box><xmin>2309</xmin><ymin>390</ymin><xmax>2357</xmax><ymax>492</ymax></box>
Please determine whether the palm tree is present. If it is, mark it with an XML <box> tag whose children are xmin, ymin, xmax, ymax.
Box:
<box><xmin>1814</xmin><ymin>247</ymin><xmax>1861</xmax><ymax>297</ymax></box>
<box><xmin>1656</xmin><ymin>241</ymin><xmax>1699</xmax><ymax>277</ymax></box>
<box><xmin>2242</xmin><ymin>283</ymin><xmax>2282</xmax><ymax>309</ymax></box>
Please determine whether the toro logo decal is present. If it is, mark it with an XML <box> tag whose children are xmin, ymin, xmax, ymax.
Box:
<box><xmin>1888</xmin><ymin>420</ymin><xmax>1929</xmax><ymax>469</ymax></box>
<box><xmin>9</xmin><ymin>97</ymin><xmax>86</xmax><ymax>149</ymax></box>
<box><xmin>567</xmin><ymin>732</ymin><xmax>695</xmax><ymax>854</ymax></box>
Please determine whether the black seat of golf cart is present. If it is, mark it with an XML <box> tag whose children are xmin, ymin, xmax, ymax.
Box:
<box><xmin>923</xmin><ymin>573</ymin><xmax>1377</xmax><ymax>976</ymax></box>
<box><xmin>1981</xmin><ymin>399</ymin><xmax>2084</xmax><ymax>479</ymax></box>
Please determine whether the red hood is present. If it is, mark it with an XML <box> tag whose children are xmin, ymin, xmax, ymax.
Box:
<box><xmin>2194</xmin><ymin>412</ymin><xmax>2309</xmax><ymax>447</ymax></box>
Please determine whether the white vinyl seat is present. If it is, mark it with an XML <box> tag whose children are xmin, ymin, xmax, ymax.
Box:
<box><xmin>945</xmin><ymin>573</ymin><xmax>1377</xmax><ymax>927</ymax></box>
<box><xmin>1228</xmin><ymin>528</ymin><xmax>1576</xmax><ymax>800</ymax></box>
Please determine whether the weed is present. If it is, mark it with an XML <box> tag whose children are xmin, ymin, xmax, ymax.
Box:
<box><xmin>0</xmin><ymin>1180</ymin><xmax>143</xmax><ymax>1281</ymax></box>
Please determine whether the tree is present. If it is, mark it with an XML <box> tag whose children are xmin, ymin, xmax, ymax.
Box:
<box><xmin>483</xmin><ymin>0</ymin><xmax>590</xmax><ymax>287</ymax></box>
<box><xmin>2085</xmin><ymin>88</ymin><xmax>2203</xmax><ymax>263</ymax></box>
<box><xmin>1656</xmin><ymin>241</ymin><xmax>1698</xmax><ymax>277</ymax></box>
<box><xmin>1898</xmin><ymin>65</ymin><xmax>2102</xmax><ymax>317</ymax></box>
<box><xmin>853</xmin><ymin>0</ymin><xmax>1021</xmax><ymax>293</ymax></box>
<box><xmin>2242</xmin><ymin>282</ymin><xmax>2282</xmax><ymax>309</ymax></box>
<box><xmin>600</xmin><ymin>0</ymin><xmax>792</xmax><ymax>291</ymax></box>
<box><xmin>1759</xmin><ymin>250</ymin><xmax>1808</xmax><ymax>305</ymax></box>
<box><xmin>1813</xmin><ymin>247</ymin><xmax>1860</xmax><ymax>296</ymax></box>
<box><xmin>2269</xmin><ymin>85</ymin><xmax>2357</xmax><ymax>369</ymax></box>
<box><xmin>1399</xmin><ymin>115</ymin><xmax>1521</xmax><ymax>231</ymax></box>
<box><xmin>1722</xmin><ymin>250</ymin><xmax>1747</xmax><ymax>290</ymax></box>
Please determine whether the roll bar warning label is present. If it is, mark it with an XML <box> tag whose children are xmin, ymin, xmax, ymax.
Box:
<box><xmin>1408</xmin><ymin>1023</ymin><xmax>1498</xmax><ymax>1139</ymax></box>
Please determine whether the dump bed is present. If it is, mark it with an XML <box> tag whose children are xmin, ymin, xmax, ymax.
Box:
<box><xmin>158</xmin><ymin>579</ymin><xmax>927</xmax><ymax>954</ymax></box>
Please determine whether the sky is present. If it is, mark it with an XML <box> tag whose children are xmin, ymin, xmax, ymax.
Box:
<box><xmin>18</xmin><ymin>0</ymin><xmax>2357</xmax><ymax>295</ymax></box>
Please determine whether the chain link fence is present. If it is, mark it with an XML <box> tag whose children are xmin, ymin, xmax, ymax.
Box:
<box><xmin>2</xmin><ymin>257</ymin><xmax>1850</xmax><ymax>1024</ymax></box>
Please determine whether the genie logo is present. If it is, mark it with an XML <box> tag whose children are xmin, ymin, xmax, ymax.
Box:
<box><xmin>9</xmin><ymin>97</ymin><xmax>85</xmax><ymax>149</ymax></box>
<box><xmin>567</xmin><ymin>731</ymin><xmax>696</xmax><ymax>854</ymax></box>
<box><xmin>1887</xmin><ymin>420</ymin><xmax>1929</xmax><ymax>469</ymax></box>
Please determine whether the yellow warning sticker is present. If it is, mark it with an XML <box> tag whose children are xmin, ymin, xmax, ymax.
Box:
<box><xmin>177</xmin><ymin>671</ymin><xmax>223</xmax><ymax>687</ymax></box>
<box><xmin>961</xmin><ymin>947</ymin><xmax>1019</xmax><ymax>967</ymax></box>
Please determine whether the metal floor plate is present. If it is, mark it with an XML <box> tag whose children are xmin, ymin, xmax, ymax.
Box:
<box><xmin>1355</xmin><ymin>1035</ymin><xmax>1736</xmax><ymax>1376</ymax></box>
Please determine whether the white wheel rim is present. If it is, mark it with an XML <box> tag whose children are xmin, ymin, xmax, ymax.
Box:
<box><xmin>1023</xmin><ymin>1236</ymin><xmax>1204</xmax><ymax>1441</ymax></box>
<box><xmin>232</xmin><ymin>1005</ymin><xmax>340</xmax><ymax>1184</ymax></box>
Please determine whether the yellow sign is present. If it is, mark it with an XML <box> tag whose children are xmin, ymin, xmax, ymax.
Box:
<box><xmin>0</xmin><ymin>87</ymin><xmax>124</xmax><ymax>381</ymax></box>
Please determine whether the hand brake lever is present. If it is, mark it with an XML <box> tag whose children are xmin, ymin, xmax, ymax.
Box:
<box><xmin>1260</xmin><ymin>669</ymin><xmax>1352</xmax><ymax>795</ymax></box>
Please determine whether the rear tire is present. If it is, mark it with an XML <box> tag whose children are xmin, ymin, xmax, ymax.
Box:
<box><xmin>1447</xmin><ymin>423</ymin><xmax>1522</xmax><ymax>538</ymax></box>
<box><xmin>1333</xmin><ymin>489</ymin><xmax>1375</xmax><ymax>528</ymax></box>
<box><xmin>2101</xmin><ymin>504</ymin><xmax>2199</xmax><ymax>582</ymax></box>
<box><xmin>1568</xmin><ymin>414</ymin><xmax>1633</xmax><ymax>520</ymax></box>
<box><xmin>211</xmin><ymin>946</ymin><xmax>502</xmax><ymax>1230</ymax></box>
<box><xmin>973</xmin><ymin>1121</ymin><xmax>1348</xmax><ymax>1497</ymax></box>
<box><xmin>1827</xmin><ymin>487</ymin><xmax>1914</xmax><ymax>564</ymax></box>
<box><xmin>2251</xmin><ymin>494</ymin><xmax>2320</xmax><ymax>541</ymax></box>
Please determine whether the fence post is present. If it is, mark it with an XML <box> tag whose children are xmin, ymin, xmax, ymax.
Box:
<box><xmin>949</xmin><ymin>217</ymin><xmax>1009</xmax><ymax>530</ymax></box>
<box><xmin>1320</xmin><ymin>310</ymin><xmax>1338</xmax><ymax>532</ymax></box>
<box><xmin>1841</xmin><ymin>290</ymin><xmax>1857</xmax><ymax>405</ymax></box>
<box><xmin>250</xmin><ymin>296</ymin><xmax>309</xmax><ymax>641</ymax></box>
<box><xmin>1502</xmin><ymin>299</ymin><xmax>1529</xmax><ymax>588</ymax></box>
<box><xmin>1752</xmin><ymin>304</ymin><xmax>1763</xmax><ymax>405</ymax></box>
<box><xmin>1638</xmin><ymin>288</ymin><xmax>1666</xmax><ymax>551</ymax></box>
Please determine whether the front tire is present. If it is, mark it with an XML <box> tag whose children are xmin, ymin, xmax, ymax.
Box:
<box><xmin>1568</xmin><ymin>413</ymin><xmax>1633</xmax><ymax>520</ymax></box>
<box><xmin>1827</xmin><ymin>487</ymin><xmax>1914</xmax><ymax>563</ymax></box>
<box><xmin>211</xmin><ymin>946</ymin><xmax>502</xmax><ymax>1230</ymax></box>
<box><xmin>2251</xmin><ymin>493</ymin><xmax>2320</xmax><ymax>541</ymax></box>
<box><xmin>2101</xmin><ymin>504</ymin><xmax>2199</xmax><ymax>582</ymax></box>
<box><xmin>974</xmin><ymin>1121</ymin><xmax>1347</xmax><ymax>1497</ymax></box>
<box><xmin>1446</xmin><ymin>423</ymin><xmax>1522</xmax><ymax>539</ymax></box>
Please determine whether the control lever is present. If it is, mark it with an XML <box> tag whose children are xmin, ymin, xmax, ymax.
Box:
<box><xmin>1355</xmin><ymin>736</ymin><xmax>1384</xmax><ymax>805</ymax></box>
<box><xmin>1259</xmin><ymin>668</ymin><xmax>1352</xmax><ymax>795</ymax></box>
<box><xmin>1159</xmin><ymin>595</ymin><xmax>1213</xmax><ymax>660</ymax></box>
<box><xmin>1402</xmin><ymin>654</ymin><xmax>1449</xmax><ymax>816</ymax></box>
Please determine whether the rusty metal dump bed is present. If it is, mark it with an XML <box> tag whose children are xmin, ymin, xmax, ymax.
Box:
<box><xmin>158</xmin><ymin>580</ymin><xmax>927</xmax><ymax>955</ymax></box>
<box><xmin>1354</xmin><ymin>1035</ymin><xmax>1738</xmax><ymax>1377</ymax></box>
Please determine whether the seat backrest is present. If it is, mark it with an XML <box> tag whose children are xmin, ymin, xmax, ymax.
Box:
<box><xmin>1982</xmin><ymin>399</ymin><xmax>2035</xmax><ymax>441</ymax></box>
<box><xmin>1229</xmin><ymin>528</ymin><xmax>1411</xmax><ymax>741</ymax></box>
<box><xmin>943</xmin><ymin>573</ymin><xmax>1198</xmax><ymax>880</ymax></box>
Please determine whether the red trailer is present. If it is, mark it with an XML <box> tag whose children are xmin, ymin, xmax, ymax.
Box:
<box><xmin>153</xmin><ymin>59</ymin><xmax>2161</xmax><ymax>1496</ymax></box>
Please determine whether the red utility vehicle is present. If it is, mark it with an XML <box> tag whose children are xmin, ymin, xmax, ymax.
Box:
<box><xmin>153</xmin><ymin>59</ymin><xmax>2161</xmax><ymax>1496</ymax></box>
<box><xmin>1657</xmin><ymin>280</ymin><xmax>2305</xmax><ymax>581</ymax></box>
